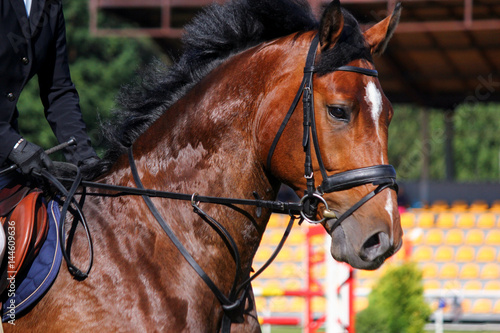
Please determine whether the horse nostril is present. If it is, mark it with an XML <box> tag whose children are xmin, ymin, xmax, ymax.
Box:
<box><xmin>360</xmin><ymin>232</ymin><xmax>391</xmax><ymax>262</ymax></box>
<box><xmin>363</xmin><ymin>233</ymin><xmax>380</xmax><ymax>249</ymax></box>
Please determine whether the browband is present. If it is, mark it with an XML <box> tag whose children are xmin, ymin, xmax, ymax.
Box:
<box><xmin>335</xmin><ymin>66</ymin><xmax>378</xmax><ymax>77</ymax></box>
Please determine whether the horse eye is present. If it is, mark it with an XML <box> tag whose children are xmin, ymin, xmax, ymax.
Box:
<box><xmin>327</xmin><ymin>106</ymin><xmax>349</xmax><ymax>121</ymax></box>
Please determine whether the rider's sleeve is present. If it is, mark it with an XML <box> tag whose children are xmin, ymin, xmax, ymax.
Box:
<box><xmin>37</xmin><ymin>4</ymin><xmax>97</xmax><ymax>165</ymax></box>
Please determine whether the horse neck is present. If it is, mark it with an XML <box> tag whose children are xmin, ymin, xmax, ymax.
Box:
<box><xmin>103</xmin><ymin>34</ymin><xmax>310</xmax><ymax>290</ymax></box>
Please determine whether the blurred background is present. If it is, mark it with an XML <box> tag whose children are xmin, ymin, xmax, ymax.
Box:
<box><xmin>17</xmin><ymin>0</ymin><xmax>500</xmax><ymax>332</ymax></box>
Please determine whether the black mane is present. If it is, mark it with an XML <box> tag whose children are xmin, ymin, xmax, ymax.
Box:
<box><xmin>93</xmin><ymin>0</ymin><xmax>371</xmax><ymax>177</ymax></box>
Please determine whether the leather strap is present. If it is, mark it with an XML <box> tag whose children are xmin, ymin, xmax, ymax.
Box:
<box><xmin>336</xmin><ymin>65</ymin><xmax>378</xmax><ymax>77</ymax></box>
<box><xmin>266</xmin><ymin>35</ymin><xmax>320</xmax><ymax>172</ymax></box>
<box><xmin>127</xmin><ymin>148</ymin><xmax>233</xmax><ymax>306</ymax></box>
<box><xmin>318</xmin><ymin>165</ymin><xmax>396</xmax><ymax>194</ymax></box>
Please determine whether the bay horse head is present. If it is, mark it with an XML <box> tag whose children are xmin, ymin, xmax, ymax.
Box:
<box><xmin>264</xmin><ymin>1</ymin><xmax>403</xmax><ymax>270</ymax></box>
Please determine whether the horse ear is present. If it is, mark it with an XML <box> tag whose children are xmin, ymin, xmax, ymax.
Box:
<box><xmin>363</xmin><ymin>3</ymin><xmax>402</xmax><ymax>56</ymax></box>
<box><xmin>318</xmin><ymin>0</ymin><xmax>344</xmax><ymax>51</ymax></box>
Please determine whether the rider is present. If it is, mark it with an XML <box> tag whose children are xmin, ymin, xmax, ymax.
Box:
<box><xmin>0</xmin><ymin>0</ymin><xmax>99</xmax><ymax>177</ymax></box>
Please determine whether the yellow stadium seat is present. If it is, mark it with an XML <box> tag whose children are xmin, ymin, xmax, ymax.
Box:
<box><xmin>444</xmin><ymin>229</ymin><xmax>464</xmax><ymax>245</ymax></box>
<box><xmin>477</xmin><ymin>213</ymin><xmax>496</xmax><ymax>228</ymax></box>
<box><xmin>465</xmin><ymin>229</ymin><xmax>485</xmax><ymax>245</ymax></box>
<box><xmin>421</xmin><ymin>263</ymin><xmax>439</xmax><ymax>279</ymax></box>
<box><xmin>312</xmin><ymin>297</ymin><xmax>327</xmax><ymax>312</ymax></box>
<box><xmin>425</xmin><ymin>229</ymin><xmax>444</xmax><ymax>245</ymax></box>
<box><xmin>412</xmin><ymin>246</ymin><xmax>433</xmax><ymax>262</ymax></box>
<box><xmin>269</xmin><ymin>296</ymin><xmax>289</xmax><ymax>312</ymax></box>
<box><xmin>259</xmin><ymin>265</ymin><xmax>279</xmax><ymax>279</ymax></box>
<box><xmin>275</xmin><ymin>247</ymin><xmax>295</xmax><ymax>262</ymax></box>
<box><xmin>471</xmin><ymin>299</ymin><xmax>493</xmax><ymax>314</ymax></box>
<box><xmin>255</xmin><ymin>296</ymin><xmax>267</xmax><ymax>310</ymax></box>
<box><xmin>293</xmin><ymin>247</ymin><xmax>305</xmax><ymax>261</ymax></box>
<box><xmin>439</xmin><ymin>263</ymin><xmax>459</xmax><ymax>279</ymax></box>
<box><xmin>281</xmin><ymin>263</ymin><xmax>303</xmax><ymax>278</ymax></box>
<box><xmin>485</xmin><ymin>230</ymin><xmax>500</xmax><ymax>245</ymax></box>
<box><xmin>431</xmin><ymin>200</ymin><xmax>449</xmax><ymax>211</ymax></box>
<box><xmin>417</xmin><ymin>212</ymin><xmax>435</xmax><ymax>228</ymax></box>
<box><xmin>459</xmin><ymin>263</ymin><xmax>480</xmax><ymax>279</ymax></box>
<box><xmin>289</xmin><ymin>297</ymin><xmax>305</xmax><ymax>313</ymax></box>
<box><xmin>434</xmin><ymin>246</ymin><xmax>454</xmax><ymax>262</ymax></box>
<box><xmin>463</xmin><ymin>280</ymin><xmax>482</xmax><ymax>290</ymax></box>
<box><xmin>455</xmin><ymin>246</ymin><xmax>475</xmax><ymax>262</ymax></box>
<box><xmin>456</xmin><ymin>213</ymin><xmax>476</xmax><ymax>228</ymax></box>
<box><xmin>494</xmin><ymin>300</ymin><xmax>500</xmax><ymax>314</ymax></box>
<box><xmin>267</xmin><ymin>214</ymin><xmax>286</xmax><ymax>228</ymax></box>
<box><xmin>287</xmin><ymin>231</ymin><xmax>306</xmax><ymax>245</ymax></box>
<box><xmin>270</xmin><ymin>229</ymin><xmax>288</xmax><ymax>244</ymax></box>
<box><xmin>400</xmin><ymin>212</ymin><xmax>416</xmax><ymax>229</ymax></box>
<box><xmin>436</xmin><ymin>213</ymin><xmax>455</xmax><ymax>228</ymax></box>
<box><xmin>480</xmin><ymin>263</ymin><xmax>500</xmax><ymax>279</ymax></box>
<box><xmin>469</xmin><ymin>200</ymin><xmax>489</xmax><ymax>212</ymax></box>
<box><xmin>423</xmin><ymin>280</ymin><xmax>441</xmax><ymax>290</ymax></box>
<box><xmin>491</xmin><ymin>201</ymin><xmax>500</xmax><ymax>213</ymax></box>
<box><xmin>255</xmin><ymin>245</ymin><xmax>273</xmax><ymax>262</ymax></box>
<box><xmin>476</xmin><ymin>246</ymin><xmax>497</xmax><ymax>262</ymax></box>
<box><xmin>284</xmin><ymin>279</ymin><xmax>302</xmax><ymax>290</ymax></box>
<box><xmin>309</xmin><ymin>234</ymin><xmax>326</xmax><ymax>246</ymax></box>
<box><xmin>313</xmin><ymin>264</ymin><xmax>326</xmax><ymax>279</ymax></box>
<box><xmin>263</xmin><ymin>279</ymin><xmax>283</xmax><ymax>289</ymax></box>
<box><xmin>443</xmin><ymin>280</ymin><xmax>461</xmax><ymax>290</ymax></box>
<box><xmin>450</xmin><ymin>200</ymin><xmax>468</xmax><ymax>212</ymax></box>
<box><xmin>461</xmin><ymin>299</ymin><xmax>472</xmax><ymax>313</ymax></box>
<box><xmin>485</xmin><ymin>281</ymin><xmax>500</xmax><ymax>290</ymax></box>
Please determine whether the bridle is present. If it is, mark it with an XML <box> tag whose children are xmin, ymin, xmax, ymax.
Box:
<box><xmin>2</xmin><ymin>33</ymin><xmax>398</xmax><ymax>332</ymax></box>
<box><xmin>266</xmin><ymin>34</ymin><xmax>398</xmax><ymax>231</ymax></box>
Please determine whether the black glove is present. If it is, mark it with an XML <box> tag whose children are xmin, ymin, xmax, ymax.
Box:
<box><xmin>8</xmin><ymin>139</ymin><xmax>53</xmax><ymax>176</ymax></box>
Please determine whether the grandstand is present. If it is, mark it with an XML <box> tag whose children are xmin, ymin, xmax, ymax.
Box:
<box><xmin>253</xmin><ymin>203</ymin><xmax>500</xmax><ymax>327</ymax></box>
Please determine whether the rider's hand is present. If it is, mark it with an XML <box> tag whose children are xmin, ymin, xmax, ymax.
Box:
<box><xmin>79</xmin><ymin>156</ymin><xmax>101</xmax><ymax>180</ymax></box>
<box><xmin>8</xmin><ymin>138</ymin><xmax>53</xmax><ymax>176</ymax></box>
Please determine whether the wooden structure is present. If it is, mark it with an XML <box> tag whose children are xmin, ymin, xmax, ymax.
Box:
<box><xmin>89</xmin><ymin>0</ymin><xmax>500</xmax><ymax>108</ymax></box>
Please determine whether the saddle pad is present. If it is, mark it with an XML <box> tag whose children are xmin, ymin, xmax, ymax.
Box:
<box><xmin>2</xmin><ymin>200</ymin><xmax>63</xmax><ymax>322</ymax></box>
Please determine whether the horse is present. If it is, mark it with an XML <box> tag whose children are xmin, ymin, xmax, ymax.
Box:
<box><xmin>6</xmin><ymin>0</ymin><xmax>403</xmax><ymax>331</ymax></box>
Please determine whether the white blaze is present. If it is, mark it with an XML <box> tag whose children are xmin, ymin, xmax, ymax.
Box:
<box><xmin>385</xmin><ymin>192</ymin><xmax>394</xmax><ymax>241</ymax></box>
<box><xmin>366</xmin><ymin>81</ymin><xmax>393</xmax><ymax>230</ymax></box>
<box><xmin>364</xmin><ymin>81</ymin><xmax>383</xmax><ymax>136</ymax></box>
<box><xmin>364</xmin><ymin>81</ymin><xmax>385</xmax><ymax>163</ymax></box>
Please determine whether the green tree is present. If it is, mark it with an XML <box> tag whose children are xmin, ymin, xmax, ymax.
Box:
<box><xmin>388</xmin><ymin>106</ymin><xmax>446</xmax><ymax>181</ymax></box>
<box><xmin>356</xmin><ymin>262</ymin><xmax>431</xmax><ymax>333</ymax></box>
<box><xmin>454</xmin><ymin>103</ymin><xmax>500</xmax><ymax>181</ymax></box>
<box><xmin>388</xmin><ymin>103</ymin><xmax>500</xmax><ymax>182</ymax></box>
<box><xmin>16</xmin><ymin>0</ymin><xmax>165</xmax><ymax>158</ymax></box>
